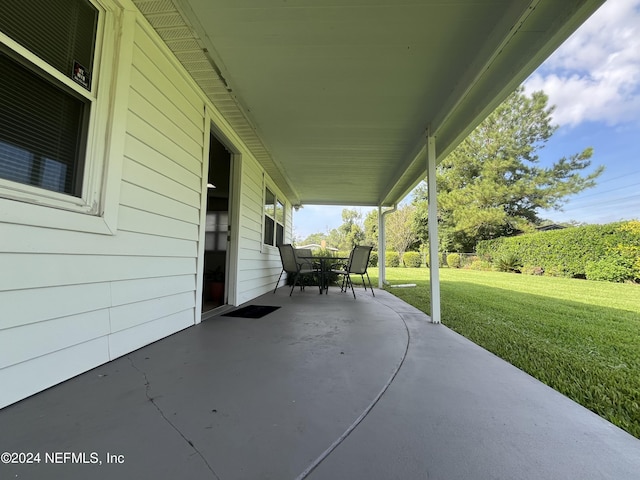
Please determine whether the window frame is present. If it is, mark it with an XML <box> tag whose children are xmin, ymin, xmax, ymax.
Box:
<box><xmin>0</xmin><ymin>0</ymin><xmax>130</xmax><ymax>235</ymax></box>
<box><xmin>263</xmin><ymin>185</ymin><xmax>286</xmax><ymax>248</ymax></box>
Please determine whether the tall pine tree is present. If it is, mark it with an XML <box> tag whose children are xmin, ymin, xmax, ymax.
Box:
<box><xmin>414</xmin><ymin>86</ymin><xmax>603</xmax><ymax>252</ymax></box>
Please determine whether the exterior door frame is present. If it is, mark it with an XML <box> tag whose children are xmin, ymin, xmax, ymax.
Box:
<box><xmin>196</xmin><ymin>109</ymin><xmax>242</xmax><ymax>322</ymax></box>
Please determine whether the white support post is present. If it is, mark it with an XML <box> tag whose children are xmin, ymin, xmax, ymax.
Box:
<box><xmin>427</xmin><ymin>130</ymin><xmax>441</xmax><ymax>324</ymax></box>
<box><xmin>378</xmin><ymin>205</ymin><xmax>385</xmax><ymax>288</ymax></box>
<box><xmin>378</xmin><ymin>204</ymin><xmax>397</xmax><ymax>288</ymax></box>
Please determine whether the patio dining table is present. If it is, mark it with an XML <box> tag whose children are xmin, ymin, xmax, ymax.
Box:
<box><xmin>299</xmin><ymin>256</ymin><xmax>349</xmax><ymax>294</ymax></box>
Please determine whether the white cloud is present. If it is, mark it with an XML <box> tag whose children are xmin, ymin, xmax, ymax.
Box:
<box><xmin>524</xmin><ymin>0</ymin><xmax>640</xmax><ymax>127</ymax></box>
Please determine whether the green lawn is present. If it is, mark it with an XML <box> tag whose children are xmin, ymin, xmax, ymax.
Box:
<box><xmin>365</xmin><ymin>267</ymin><xmax>640</xmax><ymax>439</ymax></box>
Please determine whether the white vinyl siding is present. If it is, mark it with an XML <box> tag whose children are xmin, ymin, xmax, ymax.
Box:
<box><xmin>104</xmin><ymin>17</ymin><xmax>204</xmax><ymax>360</ymax></box>
<box><xmin>0</xmin><ymin>338</ymin><xmax>110</xmax><ymax>410</ymax></box>
<box><xmin>235</xmin><ymin>156</ymin><xmax>292</xmax><ymax>304</ymax></box>
<box><xmin>0</xmin><ymin>3</ymin><xmax>294</xmax><ymax>409</ymax></box>
<box><xmin>0</xmin><ymin>13</ymin><xmax>204</xmax><ymax>409</ymax></box>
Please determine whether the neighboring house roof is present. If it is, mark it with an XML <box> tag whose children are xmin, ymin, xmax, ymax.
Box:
<box><xmin>297</xmin><ymin>244</ymin><xmax>339</xmax><ymax>252</ymax></box>
<box><xmin>536</xmin><ymin>224</ymin><xmax>568</xmax><ymax>231</ymax></box>
<box><xmin>134</xmin><ymin>0</ymin><xmax>606</xmax><ymax>207</ymax></box>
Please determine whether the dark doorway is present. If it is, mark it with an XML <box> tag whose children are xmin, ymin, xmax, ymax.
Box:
<box><xmin>202</xmin><ymin>134</ymin><xmax>231</xmax><ymax>312</ymax></box>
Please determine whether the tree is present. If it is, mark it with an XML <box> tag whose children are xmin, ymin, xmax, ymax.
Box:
<box><xmin>309</xmin><ymin>209</ymin><xmax>366</xmax><ymax>251</ymax></box>
<box><xmin>336</xmin><ymin>209</ymin><xmax>365</xmax><ymax>250</ymax></box>
<box><xmin>364</xmin><ymin>209</ymin><xmax>379</xmax><ymax>249</ymax></box>
<box><xmin>385</xmin><ymin>205</ymin><xmax>419</xmax><ymax>257</ymax></box>
<box><xmin>299</xmin><ymin>232</ymin><xmax>328</xmax><ymax>246</ymax></box>
<box><xmin>414</xmin><ymin>86</ymin><xmax>603</xmax><ymax>252</ymax></box>
<box><xmin>299</xmin><ymin>209</ymin><xmax>366</xmax><ymax>250</ymax></box>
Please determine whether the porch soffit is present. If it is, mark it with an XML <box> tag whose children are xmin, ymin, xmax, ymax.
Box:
<box><xmin>132</xmin><ymin>0</ymin><xmax>606</xmax><ymax>208</ymax></box>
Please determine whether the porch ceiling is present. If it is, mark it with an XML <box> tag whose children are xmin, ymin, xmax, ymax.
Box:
<box><xmin>134</xmin><ymin>0</ymin><xmax>605</xmax><ymax>207</ymax></box>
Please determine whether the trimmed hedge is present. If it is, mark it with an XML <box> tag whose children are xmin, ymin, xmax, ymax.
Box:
<box><xmin>403</xmin><ymin>251</ymin><xmax>422</xmax><ymax>267</ymax></box>
<box><xmin>446</xmin><ymin>253</ymin><xmax>461</xmax><ymax>268</ymax></box>
<box><xmin>585</xmin><ymin>257</ymin><xmax>632</xmax><ymax>283</ymax></box>
<box><xmin>369</xmin><ymin>251</ymin><xmax>378</xmax><ymax>267</ymax></box>
<box><xmin>476</xmin><ymin>221</ymin><xmax>640</xmax><ymax>281</ymax></box>
<box><xmin>385</xmin><ymin>251</ymin><xmax>400</xmax><ymax>267</ymax></box>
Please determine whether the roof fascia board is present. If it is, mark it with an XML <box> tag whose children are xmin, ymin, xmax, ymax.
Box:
<box><xmin>380</xmin><ymin>0</ymin><xmax>606</xmax><ymax>207</ymax></box>
<box><xmin>379</xmin><ymin>0</ymin><xmax>541</xmax><ymax>206</ymax></box>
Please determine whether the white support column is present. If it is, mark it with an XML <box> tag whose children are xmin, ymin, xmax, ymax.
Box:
<box><xmin>427</xmin><ymin>130</ymin><xmax>441</xmax><ymax>324</ymax></box>
<box><xmin>378</xmin><ymin>206</ymin><xmax>385</xmax><ymax>288</ymax></box>
<box><xmin>378</xmin><ymin>204</ymin><xmax>397</xmax><ymax>288</ymax></box>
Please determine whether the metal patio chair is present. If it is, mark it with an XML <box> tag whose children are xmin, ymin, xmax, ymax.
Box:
<box><xmin>274</xmin><ymin>244</ymin><xmax>318</xmax><ymax>295</ymax></box>
<box><xmin>331</xmin><ymin>245</ymin><xmax>375</xmax><ymax>298</ymax></box>
<box><xmin>294</xmin><ymin>248</ymin><xmax>318</xmax><ymax>272</ymax></box>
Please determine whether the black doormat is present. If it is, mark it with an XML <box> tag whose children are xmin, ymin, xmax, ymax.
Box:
<box><xmin>222</xmin><ymin>305</ymin><xmax>281</xmax><ymax>319</ymax></box>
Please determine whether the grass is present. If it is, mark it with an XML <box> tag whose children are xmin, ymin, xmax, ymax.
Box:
<box><xmin>365</xmin><ymin>267</ymin><xmax>640</xmax><ymax>439</ymax></box>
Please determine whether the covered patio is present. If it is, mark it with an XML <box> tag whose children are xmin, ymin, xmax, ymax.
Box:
<box><xmin>2</xmin><ymin>287</ymin><xmax>638</xmax><ymax>479</ymax></box>
<box><xmin>3</xmin><ymin>4</ymin><xmax>639</xmax><ymax>474</ymax></box>
<box><xmin>132</xmin><ymin>0</ymin><xmax>614</xmax><ymax>324</ymax></box>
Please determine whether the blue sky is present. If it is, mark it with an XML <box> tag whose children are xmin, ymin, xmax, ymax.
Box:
<box><xmin>294</xmin><ymin>0</ymin><xmax>640</xmax><ymax>240</ymax></box>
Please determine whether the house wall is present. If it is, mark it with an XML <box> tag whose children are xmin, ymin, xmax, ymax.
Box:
<box><xmin>235</xmin><ymin>156</ymin><xmax>293</xmax><ymax>305</ymax></box>
<box><xmin>0</xmin><ymin>2</ymin><xmax>292</xmax><ymax>409</ymax></box>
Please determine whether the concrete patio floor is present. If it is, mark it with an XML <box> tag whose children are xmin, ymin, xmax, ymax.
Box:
<box><xmin>1</xmin><ymin>287</ymin><xmax>639</xmax><ymax>479</ymax></box>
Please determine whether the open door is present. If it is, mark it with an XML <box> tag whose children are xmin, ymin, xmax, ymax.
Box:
<box><xmin>202</xmin><ymin>133</ymin><xmax>232</xmax><ymax>313</ymax></box>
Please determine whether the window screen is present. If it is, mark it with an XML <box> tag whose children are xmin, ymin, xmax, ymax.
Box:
<box><xmin>0</xmin><ymin>52</ymin><xmax>89</xmax><ymax>196</ymax></box>
<box><xmin>264</xmin><ymin>188</ymin><xmax>285</xmax><ymax>246</ymax></box>
<box><xmin>0</xmin><ymin>0</ymin><xmax>98</xmax><ymax>197</ymax></box>
<box><xmin>264</xmin><ymin>188</ymin><xmax>275</xmax><ymax>245</ymax></box>
<box><xmin>0</xmin><ymin>0</ymin><xmax>98</xmax><ymax>89</ymax></box>
<box><xmin>276</xmin><ymin>200</ymin><xmax>284</xmax><ymax>246</ymax></box>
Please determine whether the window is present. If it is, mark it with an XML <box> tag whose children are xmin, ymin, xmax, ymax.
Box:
<box><xmin>275</xmin><ymin>198</ymin><xmax>284</xmax><ymax>246</ymax></box>
<box><xmin>264</xmin><ymin>187</ymin><xmax>285</xmax><ymax>247</ymax></box>
<box><xmin>0</xmin><ymin>0</ymin><xmax>101</xmax><ymax>203</ymax></box>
